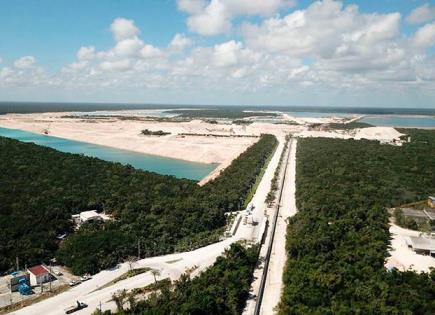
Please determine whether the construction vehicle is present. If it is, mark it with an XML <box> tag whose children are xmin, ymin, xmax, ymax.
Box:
<box><xmin>65</xmin><ymin>301</ymin><xmax>88</xmax><ymax>314</ymax></box>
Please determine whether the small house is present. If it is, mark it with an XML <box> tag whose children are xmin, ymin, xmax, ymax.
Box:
<box><xmin>428</xmin><ymin>196</ymin><xmax>435</xmax><ymax>209</ymax></box>
<box><xmin>405</xmin><ymin>236</ymin><xmax>435</xmax><ymax>257</ymax></box>
<box><xmin>27</xmin><ymin>265</ymin><xmax>50</xmax><ymax>286</ymax></box>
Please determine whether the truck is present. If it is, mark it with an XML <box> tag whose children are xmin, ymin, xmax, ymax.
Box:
<box><xmin>64</xmin><ymin>301</ymin><xmax>88</xmax><ymax>314</ymax></box>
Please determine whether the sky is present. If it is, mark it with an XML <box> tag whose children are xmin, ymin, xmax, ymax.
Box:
<box><xmin>0</xmin><ymin>0</ymin><xmax>435</xmax><ymax>108</ymax></box>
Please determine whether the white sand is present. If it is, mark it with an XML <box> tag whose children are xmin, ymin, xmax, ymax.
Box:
<box><xmin>297</xmin><ymin>126</ymin><xmax>405</xmax><ymax>145</ymax></box>
<box><xmin>354</xmin><ymin>126</ymin><xmax>405</xmax><ymax>141</ymax></box>
<box><xmin>387</xmin><ymin>224</ymin><xmax>435</xmax><ymax>273</ymax></box>
<box><xmin>0</xmin><ymin>113</ymin><xmax>257</xmax><ymax>163</ymax></box>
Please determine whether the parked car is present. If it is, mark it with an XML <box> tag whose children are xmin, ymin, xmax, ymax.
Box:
<box><xmin>80</xmin><ymin>274</ymin><xmax>91</xmax><ymax>281</ymax></box>
<box><xmin>68</xmin><ymin>280</ymin><xmax>81</xmax><ymax>287</ymax></box>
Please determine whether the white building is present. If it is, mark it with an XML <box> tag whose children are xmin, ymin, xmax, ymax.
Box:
<box><xmin>27</xmin><ymin>265</ymin><xmax>50</xmax><ymax>286</ymax></box>
<box><xmin>405</xmin><ymin>236</ymin><xmax>435</xmax><ymax>257</ymax></box>
<box><xmin>71</xmin><ymin>210</ymin><xmax>111</xmax><ymax>226</ymax></box>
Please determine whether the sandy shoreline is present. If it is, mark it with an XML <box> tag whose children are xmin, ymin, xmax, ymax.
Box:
<box><xmin>0</xmin><ymin>112</ymin><xmax>260</xmax><ymax>164</ymax></box>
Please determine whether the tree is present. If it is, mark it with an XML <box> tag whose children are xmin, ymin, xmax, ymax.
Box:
<box><xmin>151</xmin><ymin>269</ymin><xmax>160</xmax><ymax>283</ymax></box>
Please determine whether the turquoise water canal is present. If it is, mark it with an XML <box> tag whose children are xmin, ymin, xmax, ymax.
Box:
<box><xmin>0</xmin><ymin>127</ymin><xmax>216</xmax><ymax>181</ymax></box>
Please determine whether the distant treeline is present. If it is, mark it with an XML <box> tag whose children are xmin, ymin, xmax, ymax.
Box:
<box><xmin>61</xmin><ymin>115</ymin><xmax>189</xmax><ymax>123</ymax></box>
<box><xmin>279</xmin><ymin>129</ymin><xmax>435</xmax><ymax>314</ymax></box>
<box><xmin>179</xmin><ymin>133</ymin><xmax>258</xmax><ymax>138</ymax></box>
<box><xmin>141</xmin><ymin>129</ymin><xmax>171</xmax><ymax>136</ymax></box>
<box><xmin>327</xmin><ymin>121</ymin><xmax>373</xmax><ymax>129</ymax></box>
<box><xmin>0</xmin><ymin>134</ymin><xmax>277</xmax><ymax>274</ymax></box>
<box><xmin>104</xmin><ymin>243</ymin><xmax>258</xmax><ymax>315</ymax></box>
<box><xmin>167</xmin><ymin>109</ymin><xmax>278</xmax><ymax>119</ymax></box>
<box><xmin>232</xmin><ymin>120</ymin><xmax>253</xmax><ymax>125</ymax></box>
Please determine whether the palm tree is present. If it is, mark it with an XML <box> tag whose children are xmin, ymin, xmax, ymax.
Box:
<box><xmin>112</xmin><ymin>289</ymin><xmax>127</xmax><ymax>312</ymax></box>
<box><xmin>151</xmin><ymin>269</ymin><xmax>160</xmax><ymax>283</ymax></box>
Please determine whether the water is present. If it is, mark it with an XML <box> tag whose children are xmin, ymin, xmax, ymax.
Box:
<box><xmin>360</xmin><ymin>115</ymin><xmax>435</xmax><ymax>128</ymax></box>
<box><xmin>0</xmin><ymin>127</ymin><xmax>216</xmax><ymax>181</ymax></box>
<box><xmin>284</xmin><ymin>111</ymin><xmax>435</xmax><ymax>128</ymax></box>
<box><xmin>72</xmin><ymin>109</ymin><xmax>179</xmax><ymax>118</ymax></box>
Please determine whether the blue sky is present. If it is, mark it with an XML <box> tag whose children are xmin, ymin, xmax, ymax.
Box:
<box><xmin>0</xmin><ymin>0</ymin><xmax>434</xmax><ymax>107</ymax></box>
<box><xmin>0</xmin><ymin>1</ymin><xmax>184</xmax><ymax>70</ymax></box>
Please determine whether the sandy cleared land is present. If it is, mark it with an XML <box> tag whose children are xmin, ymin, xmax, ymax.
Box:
<box><xmin>282</xmin><ymin>113</ymin><xmax>349</xmax><ymax>124</ymax></box>
<box><xmin>0</xmin><ymin>113</ymin><xmax>256</xmax><ymax>164</ymax></box>
<box><xmin>297</xmin><ymin>126</ymin><xmax>405</xmax><ymax>145</ymax></box>
<box><xmin>386</xmin><ymin>224</ymin><xmax>435</xmax><ymax>273</ymax></box>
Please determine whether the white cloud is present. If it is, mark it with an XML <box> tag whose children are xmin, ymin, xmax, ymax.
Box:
<box><xmin>225</xmin><ymin>0</ymin><xmax>295</xmax><ymax>16</ymax></box>
<box><xmin>407</xmin><ymin>3</ymin><xmax>435</xmax><ymax>25</ymax></box>
<box><xmin>110</xmin><ymin>18</ymin><xmax>140</xmax><ymax>42</ymax></box>
<box><xmin>112</xmin><ymin>37</ymin><xmax>144</xmax><ymax>58</ymax></box>
<box><xmin>100</xmin><ymin>59</ymin><xmax>131</xmax><ymax>72</ymax></box>
<box><xmin>242</xmin><ymin>0</ymin><xmax>401</xmax><ymax>59</ymax></box>
<box><xmin>187</xmin><ymin>0</ymin><xmax>231</xmax><ymax>36</ymax></box>
<box><xmin>140</xmin><ymin>45</ymin><xmax>162</xmax><ymax>58</ymax></box>
<box><xmin>412</xmin><ymin>22</ymin><xmax>435</xmax><ymax>49</ymax></box>
<box><xmin>63</xmin><ymin>61</ymin><xmax>89</xmax><ymax>72</ymax></box>
<box><xmin>212</xmin><ymin>41</ymin><xmax>242</xmax><ymax>67</ymax></box>
<box><xmin>211</xmin><ymin>40</ymin><xmax>260</xmax><ymax>67</ymax></box>
<box><xmin>177</xmin><ymin>0</ymin><xmax>207</xmax><ymax>14</ymax></box>
<box><xmin>179</xmin><ymin>0</ymin><xmax>295</xmax><ymax>36</ymax></box>
<box><xmin>3</xmin><ymin>2</ymin><xmax>435</xmax><ymax>107</ymax></box>
<box><xmin>169</xmin><ymin>33</ymin><xmax>192</xmax><ymax>52</ymax></box>
<box><xmin>14</xmin><ymin>56</ymin><xmax>36</xmax><ymax>69</ymax></box>
<box><xmin>77</xmin><ymin>46</ymin><xmax>95</xmax><ymax>61</ymax></box>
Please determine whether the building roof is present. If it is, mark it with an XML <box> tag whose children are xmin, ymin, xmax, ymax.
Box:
<box><xmin>79</xmin><ymin>210</ymin><xmax>100</xmax><ymax>221</ymax></box>
<box><xmin>429</xmin><ymin>196</ymin><xmax>435</xmax><ymax>202</ymax></box>
<box><xmin>407</xmin><ymin>236</ymin><xmax>435</xmax><ymax>252</ymax></box>
<box><xmin>28</xmin><ymin>265</ymin><xmax>49</xmax><ymax>276</ymax></box>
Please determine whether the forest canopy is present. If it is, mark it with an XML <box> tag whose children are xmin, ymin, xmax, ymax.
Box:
<box><xmin>0</xmin><ymin>134</ymin><xmax>277</xmax><ymax>274</ymax></box>
<box><xmin>279</xmin><ymin>129</ymin><xmax>435</xmax><ymax>314</ymax></box>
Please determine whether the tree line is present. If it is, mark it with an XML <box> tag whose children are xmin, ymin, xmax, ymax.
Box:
<box><xmin>0</xmin><ymin>134</ymin><xmax>277</xmax><ymax>274</ymax></box>
<box><xmin>278</xmin><ymin>129</ymin><xmax>435</xmax><ymax>314</ymax></box>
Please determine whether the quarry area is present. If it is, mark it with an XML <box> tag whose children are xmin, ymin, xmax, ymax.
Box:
<box><xmin>0</xmin><ymin>110</ymin><xmax>408</xmax><ymax>185</ymax></box>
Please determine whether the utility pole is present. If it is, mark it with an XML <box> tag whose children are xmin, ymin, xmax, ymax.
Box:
<box><xmin>49</xmin><ymin>261</ymin><xmax>52</xmax><ymax>292</ymax></box>
<box><xmin>137</xmin><ymin>238</ymin><xmax>140</xmax><ymax>260</ymax></box>
<box><xmin>16</xmin><ymin>257</ymin><xmax>19</xmax><ymax>271</ymax></box>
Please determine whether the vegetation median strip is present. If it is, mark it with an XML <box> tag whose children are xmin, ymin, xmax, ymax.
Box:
<box><xmin>95</xmin><ymin>267</ymin><xmax>152</xmax><ymax>291</ymax></box>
